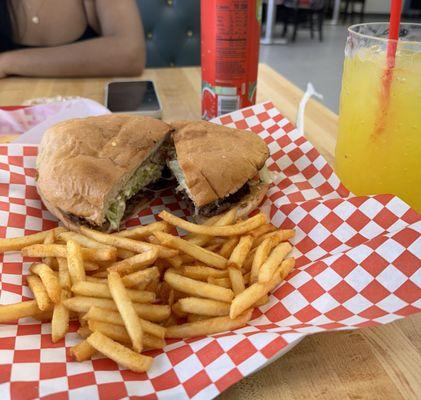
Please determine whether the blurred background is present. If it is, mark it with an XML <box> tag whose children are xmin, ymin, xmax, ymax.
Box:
<box><xmin>137</xmin><ymin>0</ymin><xmax>420</xmax><ymax>112</ymax></box>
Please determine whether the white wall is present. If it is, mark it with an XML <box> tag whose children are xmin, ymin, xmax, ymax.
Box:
<box><xmin>365</xmin><ymin>0</ymin><xmax>391</xmax><ymax>14</ymax></box>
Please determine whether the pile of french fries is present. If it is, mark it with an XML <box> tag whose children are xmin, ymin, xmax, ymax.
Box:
<box><xmin>0</xmin><ymin>208</ymin><xmax>295</xmax><ymax>373</ymax></box>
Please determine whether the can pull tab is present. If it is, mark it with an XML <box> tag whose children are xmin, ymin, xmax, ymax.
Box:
<box><xmin>296</xmin><ymin>83</ymin><xmax>323</xmax><ymax>137</ymax></box>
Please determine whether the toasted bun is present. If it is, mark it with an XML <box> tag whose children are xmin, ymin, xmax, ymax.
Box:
<box><xmin>236</xmin><ymin>182</ymin><xmax>269</xmax><ymax>219</ymax></box>
<box><xmin>172</xmin><ymin>121</ymin><xmax>269</xmax><ymax>207</ymax></box>
<box><xmin>37</xmin><ymin>115</ymin><xmax>172</xmax><ymax>228</ymax></box>
<box><xmin>38</xmin><ymin>189</ymin><xmax>81</xmax><ymax>232</ymax></box>
<box><xmin>195</xmin><ymin>182</ymin><xmax>269</xmax><ymax>223</ymax></box>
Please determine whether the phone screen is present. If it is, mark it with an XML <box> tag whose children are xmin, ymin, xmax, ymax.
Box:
<box><xmin>106</xmin><ymin>81</ymin><xmax>160</xmax><ymax>113</ymax></box>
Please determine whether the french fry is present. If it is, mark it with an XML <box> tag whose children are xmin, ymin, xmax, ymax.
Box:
<box><xmin>115</xmin><ymin>221</ymin><xmax>170</xmax><ymax>239</ymax></box>
<box><xmin>77</xmin><ymin>326</ymin><xmax>92</xmax><ymax>338</ymax></box>
<box><xmin>178</xmin><ymin>254</ymin><xmax>196</xmax><ymax>264</ymax></box>
<box><xmin>187</xmin><ymin>314</ymin><xmax>209</xmax><ymax>323</ymax></box>
<box><xmin>142</xmin><ymin>334</ymin><xmax>166</xmax><ymax>350</ymax></box>
<box><xmin>88</xmin><ymin>320</ymin><xmax>165</xmax><ymax>349</ymax></box>
<box><xmin>230</xmin><ymin>258</ymin><xmax>295</xmax><ymax>318</ymax></box>
<box><xmin>22</xmin><ymin>244</ymin><xmax>117</xmax><ymax>262</ymax></box>
<box><xmin>1</xmin><ymin>205</ymin><xmax>297</xmax><ymax>373</ymax></box>
<box><xmin>207</xmin><ymin>277</ymin><xmax>231</xmax><ymax>288</ymax></box>
<box><xmin>168</xmin><ymin>289</ymin><xmax>176</xmax><ymax>307</ymax></box>
<box><xmin>163</xmin><ymin>313</ymin><xmax>179</xmax><ymax>327</ymax></box>
<box><xmin>107</xmin><ymin>271</ymin><xmax>143</xmax><ymax>352</ymax></box>
<box><xmin>176</xmin><ymin>298</ymin><xmax>230</xmax><ymax>317</ymax></box>
<box><xmin>205</xmin><ymin>243</ymin><xmax>221</xmax><ymax>252</ymax></box>
<box><xmin>58</xmin><ymin>231</ymin><xmax>115</xmax><ymax>250</ymax></box>
<box><xmin>172</xmin><ymin>302</ymin><xmax>187</xmax><ymax>318</ymax></box>
<box><xmin>254</xmin><ymin>294</ymin><xmax>269</xmax><ymax>307</ymax></box>
<box><xmin>252</xmin><ymin>229</ymin><xmax>295</xmax><ymax>249</ymax></box>
<box><xmin>107</xmin><ymin>249</ymin><xmax>158</xmax><ymax>274</ymax></box>
<box><xmin>228</xmin><ymin>267</ymin><xmax>245</xmax><ymax>295</ymax></box>
<box><xmin>243</xmin><ymin>271</ymin><xmax>250</xmax><ymax>286</ymax></box>
<box><xmin>33</xmin><ymin>309</ymin><xmax>54</xmax><ymax>322</ymax></box>
<box><xmin>66</xmin><ymin>240</ymin><xmax>86</xmax><ymax>284</ymax></box>
<box><xmin>86</xmin><ymin>331</ymin><xmax>154</xmax><ymax>373</ymax></box>
<box><xmin>277</xmin><ymin>257</ymin><xmax>295</xmax><ymax>281</ymax></box>
<box><xmin>178</xmin><ymin>265</ymin><xmax>228</xmax><ymax>281</ymax></box>
<box><xmin>52</xmin><ymin>292</ymin><xmax>70</xmax><ymax>343</ymax></box>
<box><xmin>154</xmin><ymin>232</ymin><xmax>227</xmax><ymax>269</ymax></box>
<box><xmin>26</xmin><ymin>275</ymin><xmax>51</xmax><ymax>311</ymax></box>
<box><xmin>42</xmin><ymin>230</ymin><xmax>56</xmax><ymax>268</ymax></box>
<box><xmin>166</xmin><ymin>255</ymin><xmax>183</xmax><ymax>269</ymax></box>
<box><xmin>249</xmin><ymin>224</ymin><xmax>276</xmax><ymax>239</ymax></box>
<box><xmin>63</xmin><ymin>297</ymin><xmax>170</xmax><ymax>322</ymax></box>
<box><xmin>82</xmin><ymin>306</ymin><xmax>166</xmax><ymax>339</ymax></box>
<box><xmin>164</xmin><ymin>269</ymin><xmax>233</xmax><ymax>302</ymax></box>
<box><xmin>71</xmin><ymin>281</ymin><xmax>155</xmax><ymax>303</ymax></box>
<box><xmin>183</xmin><ymin>214</ymin><xmax>223</xmax><ymax>244</ymax></box>
<box><xmin>116</xmin><ymin>248</ymin><xmax>136</xmax><ymax>259</ymax></box>
<box><xmin>228</xmin><ymin>235</ymin><xmax>253</xmax><ymax>269</ymax></box>
<box><xmin>219</xmin><ymin>237</ymin><xmax>240</xmax><ymax>258</ymax></box>
<box><xmin>226</xmin><ymin>236</ymin><xmax>252</xmax><ymax>295</ymax></box>
<box><xmin>250</xmin><ymin>237</ymin><xmax>272</xmax><ymax>284</ymax></box>
<box><xmin>166</xmin><ymin>309</ymin><xmax>252</xmax><ymax>338</ymax></box>
<box><xmin>146</xmin><ymin>235</ymin><xmax>161</xmax><ymax>245</ymax></box>
<box><xmin>0</xmin><ymin>228</ymin><xmax>62</xmax><ymax>252</ymax></box>
<box><xmin>208</xmin><ymin>237</ymin><xmax>228</xmax><ymax>246</ymax></box>
<box><xmin>71</xmin><ymin>340</ymin><xmax>96</xmax><ymax>361</ymax></box>
<box><xmin>85</xmin><ymin>276</ymin><xmax>107</xmax><ymax>284</ymax></box>
<box><xmin>242</xmin><ymin>248</ymin><xmax>256</xmax><ymax>272</ymax></box>
<box><xmin>121</xmin><ymin>267</ymin><xmax>160</xmax><ymax>288</ymax></box>
<box><xmin>90</xmin><ymin>270</ymin><xmax>109</xmax><ymax>278</ymax></box>
<box><xmin>80</xmin><ymin>226</ymin><xmax>177</xmax><ymax>259</ymax></box>
<box><xmin>0</xmin><ymin>300</ymin><xmax>42</xmax><ymax>322</ymax></box>
<box><xmin>258</xmin><ymin>242</ymin><xmax>292</xmax><ymax>282</ymax></box>
<box><xmin>185</xmin><ymin>207</ymin><xmax>238</xmax><ymax>246</ymax></box>
<box><xmin>159</xmin><ymin>210</ymin><xmax>266</xmax><ymax>236</ymax></box>
<box><xmin>79</xmin><ymin>316</ymin><xmax>88</xmax><ymax>327</ymax></box>
<box><xmin>83</xmin><ymin>261</ymin><xmax>100</xmax><ymax>272</ymax></box>
<box><xmin>30</xmin><ymin>263</ymin><xmax>61</xmax><ymax>304</ymax></box>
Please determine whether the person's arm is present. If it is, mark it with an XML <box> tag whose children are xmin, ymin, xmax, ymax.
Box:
<box><xmin>0</xmin><ymin>0</ymin><xmax>145</xmax><ymax>78</ymax></box>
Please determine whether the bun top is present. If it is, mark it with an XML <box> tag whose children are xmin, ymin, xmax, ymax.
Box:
<box><xmin>37</xmin><ymin>115</ymin><xmax>171</xmax><ymax>226</ymax></box>
<box><xmin>172</xmin><ymin>121</ymin><xmax>269</xmax><ymax>207</ymax></box>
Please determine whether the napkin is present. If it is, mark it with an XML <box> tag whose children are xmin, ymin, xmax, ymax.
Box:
<box><xmin>0</xmin><ymin>98</ymin><xmax>110</xmax><ymax>144</ymax></box>
<box><xmin>0</xmin><ymin>102</ymin><xmax>420</xmax><ymax>400</ymax></box>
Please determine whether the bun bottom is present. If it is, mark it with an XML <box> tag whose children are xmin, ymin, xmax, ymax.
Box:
<box><xmin>38</xmin><ymin>189</ymin><xmax>151</xmax><ymax>233</ymax></box>
<box><xmin>196</xmin><ymin>182</ymin><xmax>269</xmax><ymax>223</ymax></box>
<box><xmin>38</xmin><ymin>189</ymin><xmax>82</xmax><ymax>232</ymax></box>
<box><xmin>39</xmin><ymin>182</ymin><xmax>269</xmax><ymax>231</ymax></box>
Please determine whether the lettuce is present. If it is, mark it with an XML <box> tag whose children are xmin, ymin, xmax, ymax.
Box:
<box><xmin>106</xmin><ymin>157</ymin><xmax>164</xmax><ymax>230</ymax></box>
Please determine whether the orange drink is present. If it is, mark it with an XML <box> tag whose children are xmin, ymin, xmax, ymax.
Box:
<box><xmin>336</xmin><ymin>23</ymin><xmax>421</xmax><ymax>212</ymax></box>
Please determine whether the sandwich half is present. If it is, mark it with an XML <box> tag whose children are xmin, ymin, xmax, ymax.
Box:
<box><xmin>167</xmin><ymin>121</ymin><xmax>271</xmax><ymax>220</ymax></box>
<box><xmin>36</xmin><ymin>115</ymin><xmax>173</xmax><ymax>231</ymax></box>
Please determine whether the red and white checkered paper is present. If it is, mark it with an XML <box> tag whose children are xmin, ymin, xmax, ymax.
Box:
<box><xmin>0</xmin><ymin>102</ymin><xmax>420</xmax><ymax>400</ymax></box>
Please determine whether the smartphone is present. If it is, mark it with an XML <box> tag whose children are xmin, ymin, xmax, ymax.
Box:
<box><xmin>104</xmin><ymin>80</ymin><xmax>162</xmax><ymax>118</ymax></box>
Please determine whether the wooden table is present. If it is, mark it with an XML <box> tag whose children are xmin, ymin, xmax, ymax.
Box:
<box><xmin>0</xmin><ymin>64</ymin><xmax>419</xmax><ymax>400</ymax></box>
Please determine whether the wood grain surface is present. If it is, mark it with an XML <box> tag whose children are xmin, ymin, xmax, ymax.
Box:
<box><xmin>0</xmin><ymin>64</ymin><xmax>419</xmax><ymax>400</ymax></box>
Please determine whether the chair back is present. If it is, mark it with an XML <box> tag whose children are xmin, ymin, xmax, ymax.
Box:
<box><xmin>136</xmin><ymin>0</ymin><xmax>200</xmax><ymax>67</ymax></box>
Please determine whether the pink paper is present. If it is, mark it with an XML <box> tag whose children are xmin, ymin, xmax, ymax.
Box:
<box><xmin>0</xmin><ymin>99</ymin><xmax>110</xmax><ymax>144</ymax></box>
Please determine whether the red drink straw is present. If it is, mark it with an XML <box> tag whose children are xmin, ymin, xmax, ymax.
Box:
<box><xmin>386</xmin><ymin>0</ymin><xmax>402</xmax><ymax>69</ymax></box>
<box><xmin>374</xmin><ymin>0</ymin><xmax>402</xmax><ymax>137</ymax></box>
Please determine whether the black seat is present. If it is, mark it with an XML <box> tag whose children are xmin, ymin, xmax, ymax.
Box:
<box><xmin>282</xmin><ymin>0</ymin><xmax>326</xmax><ymax>42</ymax></box>
<box><xmin>342</xmin><ymin>0</ymin><xmax>366</xmax><ymax>23</ymax></box>
<box><xmin>136</xmin><ymin>0</ymin><xmax>200</xmax><ymax>68</ymax></box>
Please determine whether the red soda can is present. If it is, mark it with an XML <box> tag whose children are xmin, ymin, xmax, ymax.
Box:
<box><xmin>201</xmin><ymin>0</ymin><xmax>262</xmax><ymax>120</ymax></box>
